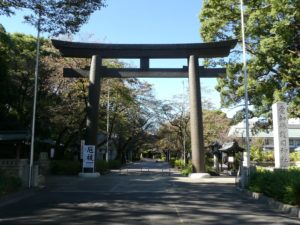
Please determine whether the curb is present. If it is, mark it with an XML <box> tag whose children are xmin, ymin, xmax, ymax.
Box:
<box><xmin>0</xmin><ymin>188</ymin><xmax>36</xmax><ymax>207</ymax></box>
<box><xmin>237</xmin><ymin>187</ymin><xmax>300</xmax><ymax>219</ymax></box>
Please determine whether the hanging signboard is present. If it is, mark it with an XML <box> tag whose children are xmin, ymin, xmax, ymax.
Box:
<box><xmin>83</xmin><ymin>145</ymin><xmax>95</xmax><ymax>169</ymax></box>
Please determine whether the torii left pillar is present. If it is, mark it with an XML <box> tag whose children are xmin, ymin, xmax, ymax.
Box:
<box><xmin>86</xmin><ymin>55</ymin><xmax>101</xmax><ymax>146</ymax></box>
<box><xmin>188</xmin><ymin>55</ymin><xmax>209</xmax><ymax>177</ymax></box>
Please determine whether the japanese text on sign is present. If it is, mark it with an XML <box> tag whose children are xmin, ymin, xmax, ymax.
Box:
<box><xmin>83</xmin><ymin>145</ymin><xmax>95</xmax><ymax>168</ymax></box>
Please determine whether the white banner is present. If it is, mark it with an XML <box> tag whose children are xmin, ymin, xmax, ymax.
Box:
<box><xmin>83</xmin><ymin>145</ymin><xmax>95</xmax><ymax>168</ymax></box>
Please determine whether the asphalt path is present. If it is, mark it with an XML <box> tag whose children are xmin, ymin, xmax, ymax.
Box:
<box><xmin>0</xmin><ymin>159</ymin><xmax>299</xmax><ymax>225</ymax></box>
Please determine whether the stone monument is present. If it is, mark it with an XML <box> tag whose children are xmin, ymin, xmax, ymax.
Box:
<box><xmin>272</xmin><ymin>102</ymin><xmax>290</xmax><ymax>168</ymax></box>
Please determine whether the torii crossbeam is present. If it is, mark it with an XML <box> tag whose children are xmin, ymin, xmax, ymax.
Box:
<box><xmin>52</xmin><ymin>39</ymin><xmax>237</xmax><ymax>174</ymax></box>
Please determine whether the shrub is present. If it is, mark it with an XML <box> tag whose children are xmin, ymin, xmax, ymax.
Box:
<box><xmin>175</xmin><ymin>159</ymin><xmax>185</xmax><ymax>168</ymax></box>
<box><xmin>95</xmin><ymin>160</ymin><xmax>109</xmax><ymax>173</ymax></box>
<box><xmin>180</xmin><ymin>162</ymin><xmax>193</xmax><ymax>176</ymax></box>
<box><xmin>0</xmin><ymin>170</ymin><xmax>22</xmax><ymax>197</ymax></box>
<box><xmin>50</xmin><ymin>160</ymin><xmax>81</xmax><ymax>175</ymax></box>
<box><xmin>169</xmin><ymin>157</ymin><xmax>176</xmax><ymax>167</ymax></box>
<box><xmin>108</xmin><ymin>160</ymin><xmax>121</xmax><ymax>169</ymax></box>
<box><xmin>290</xmin><ymin>151</ymin><xmax>300</xmax><ymax>162</ymax></box>
<box><xmin>248</xmin><ymin>167</ymin><xmax>300</xmax><ymax>206</ymax></box>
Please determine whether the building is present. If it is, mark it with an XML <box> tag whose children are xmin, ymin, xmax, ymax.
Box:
<box><xmin>228</xmin><ymin>118</ymin><xmax>300</xmax><ymax>151</ymax></box>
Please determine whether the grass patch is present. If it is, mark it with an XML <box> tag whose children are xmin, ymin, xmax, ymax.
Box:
<box><xmin>248</xmin><ymin>167</ymin><xmax>300</xmax><ymax>206</ymax></box>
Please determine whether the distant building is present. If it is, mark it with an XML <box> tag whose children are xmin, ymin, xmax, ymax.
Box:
<box><xmin>228</xmin><ymin>118</ymin><xmax>300</xmax><ymax>151</ymax></box>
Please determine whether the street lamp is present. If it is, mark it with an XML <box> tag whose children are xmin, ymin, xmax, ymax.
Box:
<box><xmin>29</xmin><ymin>11</ymin><xmax>41</xmax><ymax>188</ymax></box>
<box><xmin>240</xmin><ymin>0</ymin><xmax>251</xmax><ymax>187</ymax></box>
<box><xmin>106</xmin><ymin>82</ymin><xmax>110</xmax><ymax>162</ymax></box>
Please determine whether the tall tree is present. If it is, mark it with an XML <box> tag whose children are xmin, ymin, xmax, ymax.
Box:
<box><xmin>200</xmin><ymin>0</ymin><xmax>300</xmax><ymax>119</ymax></box>
<box><xmin>1</xmin><ymin>0</ymin><xmax>106</xmax><ymax>35</ymax></box>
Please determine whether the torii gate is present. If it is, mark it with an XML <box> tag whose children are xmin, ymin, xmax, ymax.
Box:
<box><xmin>52</xmin><ymin>39</ymin><xmax>237</xmax><ymax>174</ymax></box>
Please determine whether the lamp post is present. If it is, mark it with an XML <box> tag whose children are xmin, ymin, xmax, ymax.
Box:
<box><xmin>240</xmin><ymin>0</ymin><xmax>251</xmax><ymax>187</ymax></box>
<box><xmin>106</xmin><ymin>82</ymin><xmax>110</xmax><ymax>162</ymax></box>
<box><xmin>29</xmin><ymin>10</ymin><xmax>41</xmax><ymax>188</ymax></box>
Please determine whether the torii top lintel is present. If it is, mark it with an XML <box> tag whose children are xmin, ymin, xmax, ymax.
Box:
<box><xmin>51</xmin><ymin>39</ymin><xmax>237</xmax><ymax>59</ymax></box>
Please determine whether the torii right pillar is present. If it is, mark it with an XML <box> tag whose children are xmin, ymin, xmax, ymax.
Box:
<box><xmin>188</xmin><ymin>55</ymin><xmax>206</xmax><ymax>174</ymax></box>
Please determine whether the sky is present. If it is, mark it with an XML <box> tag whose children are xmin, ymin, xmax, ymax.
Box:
<box><xmin>0</xmin><ymin>0</ymin><xmax>237</xmax><ymax>116</ymax></box>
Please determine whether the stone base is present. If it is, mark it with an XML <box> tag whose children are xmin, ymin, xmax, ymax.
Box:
<box><xmin>78</xmin><ymin>172</ymin><xmax>100</xmax><ymax>178</ymax></box>
<box><xmin>189</xmin><ymin>173</ymin><xmax>211</xmax><ymax>179</ymax></box>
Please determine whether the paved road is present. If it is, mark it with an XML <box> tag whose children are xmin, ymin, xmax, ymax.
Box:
<box><xmin>0</xmin><ymin>159</ymin><xmax>299</xmax><ymax>225</ymax></box>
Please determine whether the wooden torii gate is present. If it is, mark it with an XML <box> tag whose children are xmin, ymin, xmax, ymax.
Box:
<box><xmin>52</xmin><ymin>39</ymin><xmax>237</xmax><ymax>174</ymax></box>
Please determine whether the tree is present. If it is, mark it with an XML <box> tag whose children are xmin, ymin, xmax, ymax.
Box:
<box><xmin>0</xmin><ymin>31</ymin><xmax>51</xmax><ymax>130</ymax></box>
<box><xmin>100</xmin><ymin>78</ymin><xmax>158</xmax><ymax>162</ymax></box>
<box><xmin>0</xmin><ymin>0</ymin><xmax>25</xmax><ymax>16</ymax></box>
<box><xmin>200</xmin><ymin>0</ymin><xmax>300</xmax><ymax>119</ymax></box>
<box><xmin>203</xmin><ymin>109</ymin><xmax>231</xmax><ymax>145</ymax></box>
<box><xmin>1</xmin><ymin>0</ymin><xmax>106</xmax><ymax>35</ymax></box>
<box><xmin>156</xmin><ymin>91</ymin><xmax>231</xmax><ymax>163</ymax></box>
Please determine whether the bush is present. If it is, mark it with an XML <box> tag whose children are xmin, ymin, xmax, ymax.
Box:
<box><xmin>169</xmin><ymin>157</ymin><xmax>176</xmax><ymax>167</ymax></box>
<box><xmin>290</xmin><ymin>151</ymin><xmax>300</xmax><ymax>162</ymax></box>
<box><xmin>248</xmin><ymin>167</ymin><xmax>300</xmax><ymax>206</ymax></box>
<box><xmin>175</xmin><ymin>159</ymin><xmax>185</xmax><ymax>168</ymax></box>
<box><xmin>95</xmin><ymin>160</ymin><xmax>122</xmax><ymax>173</ymax></box>
<box><xmin>95</xmin><ymin>160</ymin><xmax>109</xmax><ymax>173</ymax></box>
<box><xmin>50</xmin><ymin>160</ymin><xmax>81</xmax><ymax>175</ymax></box>
<box><xmin>0</xmin><ymin>170</ymin><xmax>22</xmax><ymax>197</ymax></box>
<box><xmin>180</xmin><ymin>162</ymin><xmax>193</xmax><ymax>176</ymax></box>
<box><xmin>108</xmin><ymin>160</ymin><xmax>122</xmax><ymax>169</ymax></box>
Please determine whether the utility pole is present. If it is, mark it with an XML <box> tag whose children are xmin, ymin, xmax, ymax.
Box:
<box><xmin>106</xmin><ymin>83</ymin><xmax>110</xmax><ymax>162</ymax></box>
<box><xmin>182</xmin><ymin>81</ymin><xmax>186</xmax><ymax>166</ymax></box>
<box><xmin>29</xmin><ymin>9</ymin><xmax>41</xmax><ymax>188</ymax></box>
<box><xmin>240</xmin><ymin>0</ymin><xmax>251</xmax><ymax>187</ymax></box>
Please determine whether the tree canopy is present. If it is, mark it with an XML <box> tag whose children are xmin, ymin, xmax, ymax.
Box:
<box><xmin>1</xmin><ymin>0</ymin><xmax>106</xmax><ymax>36</ymax></box>
<box><xmin>0</xmin><ymin>29</ymin><xmax>159</xmax><ymax>161</ymax></box>
<box><xmin>200</xmin><ymin>0</ymin><xmax>300</xmax><ymax>119</ymax></box>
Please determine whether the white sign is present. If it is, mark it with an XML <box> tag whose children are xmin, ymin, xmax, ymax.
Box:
<box><xmin>83</xmin><ymin>145</ymin><xmax>95</xmax><ymax>168</ymax></box>
<box><xmin>272</xmin><ymin>102</ymin><xmax>289</xmax><ymax>168</ymax></box>
<box><xmin>228</xmin><ymin>156</ymin><xmax>234</xmax><ymax>163</ymax></box>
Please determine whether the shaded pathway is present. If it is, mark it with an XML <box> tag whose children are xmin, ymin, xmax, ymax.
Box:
<box><xmin>0</xmin><ymin>160</ymin><xmax>299</xmax><ymax>225</ymax></box>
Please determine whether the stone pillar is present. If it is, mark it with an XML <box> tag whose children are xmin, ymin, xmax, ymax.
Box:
<box><xmin>86</xmin><ymin>55</ymin><xmax>102</xmax><ymax>146</ymax></box>
<box><xmin>272</xmin><ymin>102</ymin><xmax>289</xmax><ymax>168</ymax></box>
<box><xmin>213</xmin><ymin>155</ymin><xmax>219</xmax><ymax>172</ymax></box>
<box><xmin>188</xmin><ymin>55</ymin><xmax>205</xmax><ymax>173</ymax></box>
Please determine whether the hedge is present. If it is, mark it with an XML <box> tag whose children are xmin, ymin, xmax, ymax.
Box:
<box><xmin>96</xmin><ymin>160</ymin><xmax>122</xmax><ymax>174</ymax></box>
<box><xmin>0</xmin><ymin>170</ymin><xmax>22</xmax><ymax>197</ymax></box>
<box><xmin>248</xmin><ymin>167</ymin><xmax>300</xmax><ymax>206</ymax></box>
<box><xmin>50</xmin><ymin>160</ymin><xmax>81</xmax><ymax>175</ymax></box>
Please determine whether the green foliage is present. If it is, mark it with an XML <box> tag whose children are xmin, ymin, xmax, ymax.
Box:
<box><xmin>95</xmin><ymin>160</ymin><xmax>109</xmax><ymax>173</ymax></box>
<box><xmin>0</xmin><ymin>30</ymin><xmax>157</xmax><ymax>160</ymax></box>
<box><xmin>1</xmin><ymin>1</ymin><xmax>106</xmax><ymax>36</ymax></box>
<box><xmin>175</xmin><ymin>159</ymin><xmax>185</xmax><ymax>168</ymax></box>
<box><xmin>95</xmin><ymin>160</ymin><xmax>121</xmax><ymax>173</ymax></box>
<box><xmin>180</xmin><ymin>162</ymin><xmax>193</xmax><ymax>176</ymax></box>
<box><xmin>108</xmin><ymin>160</ymin><xmax>122</xmax><ymax>169</ymax></box>
<box><xmin>203</xmin><ymin>109</ymin><xmax>231</xmax><ymax>145</ymax></box>
<box><xmin>169</xmin><ymin>157</ymin><xmax>176</xmax><ymax>168</ymax></box>
<box><xmin>250</xmin><ymin>138</ymin><xmax>274</xmax><ymax>162</ymax></box>
<box><xmin>0</xmin><ymin>170</ymin><xmax>22</xmax><ymax>197</ymax></box>
<box><xmin>200</xmin><ymin>0</ymin><xmax>300</xmax><ymax>118</ymax></box>
<box><xmin>248</xmin><ymin>167</ymin><xmax>300</xmax><ymax>206</ymax></box>
<box><xmin>0</xmin><ymin>31</ymin><xmax>49</xmax><ymax>130</ymax></box>
<box><xmin>50</xmin><ymin>160</ymin><xmax>81</xmax><ymax>175</ymax></box>
<box><xmin>290</xmin><ymin>152</ymin><xmax>300</xmax><ymax>162</ymax></box>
